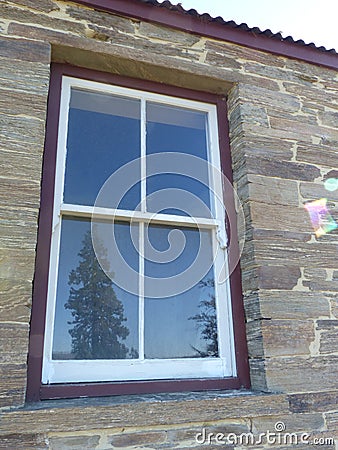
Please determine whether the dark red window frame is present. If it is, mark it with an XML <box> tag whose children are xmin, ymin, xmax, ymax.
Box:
<box><xmin>26</xmin><ymin>63</ymin><xmax>250</xmax><ymax>402</ymax></box>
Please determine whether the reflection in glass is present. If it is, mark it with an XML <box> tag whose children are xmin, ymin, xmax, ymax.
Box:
<box><xmin>146</xmin><ymin>103</ymin><xmax>211</xmax><ymax>216</ymax></box>
<box><xmin>52</xmin><ymin>217</ymin><xmax>138</xmax><ymax>360</ymax></box>
<box><xmin>64</xmin><ymin>89</ymin><xmax>141</xmax><ymax>209</ymax></box>
<box><xmin>189</xmin><ymin>278</ymin><xmax>218</xmax><ymax>357</ymax></box>
<box><xmin>144</xmin><ymin>225</ymin><xmax>218</xmax><ymax>358</ymax></box>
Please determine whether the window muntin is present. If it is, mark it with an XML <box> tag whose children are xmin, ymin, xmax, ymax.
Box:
<box><xmin>42</xmin><ymin>76</ymin><xmax>236</xmax><ymax>384</ymax></box>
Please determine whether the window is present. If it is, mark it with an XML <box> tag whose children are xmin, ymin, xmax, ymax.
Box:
<box><xmin>27</xmin><ymin>65</ymin><xmax>249</xmax><ymax>400</ymax></box>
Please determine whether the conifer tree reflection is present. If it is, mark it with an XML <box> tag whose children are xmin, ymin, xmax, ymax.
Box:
<box><xmin>189</xmin><ymin>279</ymin><xmax>219</xmax><ymax>357</ymax></box>
<box><xmin>65</xmin><ymin>230</ymin><xmax>131</xmax><ymax>359</ymax></box>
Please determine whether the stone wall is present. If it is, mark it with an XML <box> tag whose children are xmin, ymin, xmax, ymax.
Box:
<box><xmin>0</xmin><ymin>0</ymin><xmax>337</xmax><ymax>448</ymax></box>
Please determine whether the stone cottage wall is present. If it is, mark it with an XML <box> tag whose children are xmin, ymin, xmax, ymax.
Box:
<box><xmin>0</xmin><ymin>0</ymin><xmax>337</xmax><ymax>448</ymax></box>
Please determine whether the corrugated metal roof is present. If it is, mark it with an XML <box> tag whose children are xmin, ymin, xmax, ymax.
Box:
<box><xmin>139</xmin><ymin>0</ymin><xmax>337</xmax><ymax>54</ymax></box>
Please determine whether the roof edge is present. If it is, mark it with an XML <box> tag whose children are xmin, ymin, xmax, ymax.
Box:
<box><xmin>74</xmin><ymin>0</ymin><xmax>338</xmax><ymax>71</ymax></box>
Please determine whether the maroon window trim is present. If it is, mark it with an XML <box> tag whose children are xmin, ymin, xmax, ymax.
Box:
<box><xmin>26</xmin><ymin>63</ymin><xmax>250</xmax><ymax>402</ymax></box>
<box><xmin>73</xmin><ymin>0</ymin><xmax>338</xmax><ymax>71</ymax></box>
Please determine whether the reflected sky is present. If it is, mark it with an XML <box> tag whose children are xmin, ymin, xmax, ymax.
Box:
<box><xmin>146</xmin><ymin>103</ymin><xmax>211</xmax><ymax>217</ymax></box>
<box><xmin>144</xmin><ymin>225</ymin><xmax>217</xmax><ymax>358</ymax></box>
<box><xmin>64</xmin><ymin>89</ymin><xmax>141</xmax><ymax>209</ymax></box>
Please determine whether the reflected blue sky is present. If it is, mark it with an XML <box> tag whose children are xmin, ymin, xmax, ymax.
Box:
<box><xmin>146</xmin><ymin>103</ymin><xmax>211</xmax><ymax>216</ymax></box>
<box><xmin>64</xmin><ymin>90</ymin><xmax>141</xmax><ymax>209</ymax></box>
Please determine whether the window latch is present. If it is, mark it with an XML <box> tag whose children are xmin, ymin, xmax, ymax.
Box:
<box><xmin>216</xmin><ymin>225</ymin><xmax>228</xmax><ymax>250</ymax></box>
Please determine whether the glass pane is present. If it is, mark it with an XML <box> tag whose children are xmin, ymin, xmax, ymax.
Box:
<box><xmin>144</xmin><ymin>224</ymin><xmax>219</xmax><ymax>359</ymax></box>
<box><xmin>52</xmin><ymin>217</ymin><xmax>139</xmax><ymax>360</ymax></box>
<box><xmin>146</xmin><ymin>103</ymin><xmax>211</xmax><ymax>217</ymax></box>
<box><xmin>64</xmin><ymin>89</ymin><xmax>141</xmax><ymax>209</ymax></box>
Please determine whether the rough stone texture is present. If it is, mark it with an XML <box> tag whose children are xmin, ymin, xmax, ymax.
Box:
<box><xmin>265</xmin><ymin>356</ymin><xmax>338</xmax><ymax>393</ymax></box>
<box><xmin>0</xmin><ymin>0</ymin><xmax>337</xmax><ymax>448</ymax></box>
<box><xmin>244</xmin><ymin>290</ymin><xmax>331</xmax><ymax>321</ymax></box>
<box><xmin>0</xmin><ymin>433</ymin><xmax>47</xmax><ymax>449</ymax></box>
<box><xmin>48</xmin><ymin>435</ymin><xmax>100</xmax><ymax>450</ymax></box>
<box><xmin>247</xmin><ymin>319</ymin><xmax>315</xmax><ymax>358</ymax></box>
<box><xmin>289</xmin><ymin>390</ymin><xmax>338</xmax><ymax>413</ymax></box>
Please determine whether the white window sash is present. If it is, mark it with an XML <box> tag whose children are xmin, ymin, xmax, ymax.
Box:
<box><xmin>42</xmin><ymin>77</ymin><xmax>236</xmax><ymax>384</ymax></box>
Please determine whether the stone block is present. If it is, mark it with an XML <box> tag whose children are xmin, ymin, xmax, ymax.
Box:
<box><xmin>0</xmin><ymin>113</ymin><xmax>46</xmax><ymax>146</ymax></box>
<box><xmin>316</xmin><ymin>320</ymin><xmax>338</xmax><ymax>355</ymax></box>
<box><xmin>206</xmin><ymin>49</ymin><xmax>243</xmax><ymax>69</ymax></box>
<box><xmin>0</xmin><ymin>206</ymin><xmax>39</xmax><ymax>249</ymax></box>
<box><xmin>237</xmin><ymin>135</ymin><xmax>295</xmax><ymax>161</ymax></box>
<box><xmin>0</xmin><ymin>323</ymin><xmax>29</xmax><ymax>364</ymax></box>
<box><xmin>138</xmin><ymin>21</ymin><xmax>200</xmax><ymax>46</ymax></box>
<box><xmin>0</xmin><ymin>149</ymin><xmax>43</xmax><ymax>181</ymax></box>
<box><xmin>247</xmin><ymin>319</ymin><xmax>314</xmax><ymax>358</ymax></box>
<box><xmin>289</xmin><ymin>390</ymin><xmax>338</xmax><ymax>413</ymax></box>
<box><xmin>229</xmin><ymin>103</ymin><xmax>269</xmax><ymax>135</ymax></box>
<box><xmin>0</xmin><ymin>177</ymin><xmax>40</xmax><ymax>209</ymax></box>
<box><xmin>0</xmin><ymin>433</ymin><xmax>47</xmax><ymax>449</ymax></box>
<box><xmin>1</xmin><ymin>3</ymin><xmax>85</xmax><ymax>34</ymax></box>
<box><xmin>304</xmin><ymin>268</ymin><xmax>327</xmax><ymax>280</ymax></box>
<box><xmin>246</xmin><ymin>320</ymin><xmax>264</xmax><ymax>359</ymax></box>
<box><xmin>254</xmin><ymin>240</ymin><xmax>338</xmax><ymax>269</ymax></box>
<box><xmin>252</xmin><ymin>412</ymin><xmax>325</xmax><ymax>434</ymax></box>
<box><xmin>0</xmin><ymin>56</ymin><xmax>49</xmax><ymax>95</ymax></box>
<box><xmin>167</xmin><ymin>420</ymin><xmax>250</xmax><ymax>448</ymax></box>
<box><xmin>245</xmin><ymin>291</ymin><xmax>331</xmax><ymax>321</ymax></box>
<box><xmin>0</xmin><ymin>363</ymin><xmax>26</xmax><ymax>408</ymax></box>
<box><xmin>250</xmin><ymin>201</ymin><xmax>312</xmax><ymax>233</ymax></box>
<box><xmin>4</xmin><ymin>0</ymin><xmax>59</xmax><ymax>13</ymax></box>
<box><xmin>108</xmin><ymin>430</ymin><xmax>167</xmax><ymax>447</ymax></box>
<box><xmin>0</xmin><ymin>35</ymin><xmax>50</xmax><ymax>63</ymax></box>
<box><xmin>66</xmin><ymin>5</ymin><xmax>136</xmax><ymax>34</ymax></box>
<box><xmin>319</xmin><ymin>109</ymin><xmax>338</xmax><ymax>128</ymax></box>
<box><xmin>247</xmin><ymin>174</ymin><xmax>299</xmax><ymax>207</ymax></box>
<box><xmin>304</xmin><ymin>280</ymin><xmax>338</xmax><ymax>293</ymax></box>
<box><xmin>270</xmin><ymin>115</ymin><xmax>338</xmax><ymax>144</ymax></box>
<box><xmin>0</xmin><ymin>394</ymin><xmax>289</xmax><ymax>435</ymax></box>
<box><xmin>0</xmin><ymin>247</ymin><xmax>36</xmax><ymax>281</ymax></box>
<box><xmin>258</xmin><ymin>266</ymin><xmax>301</xmax><ymax>290</ymax></box>
<box><xmin>319</xmin><ymin>330</ymin><xmax>338</xmax><ymax>354</ymax></box>
<box><xmin>300</xmin><ymin>181</ymin><xmax>338</xmax><ymax>202</ymax></box>
<box><xmin>325</xmin><ymin>411</ymin><xmax>338</xmax><ymax>432</ymax></box>
<box><xmin>265</xmin><ymin>355</ymin><xmax>338</xmax><ymax>393</ymax></box>
<box><xmin>330</xmin><ymin>298</ymin><xmax>338</xmax><ymax>318</ymax></box>
<box><xmin>0</xmin><ymin>278</ymin><xmax>32</xmax><ymax>322</ymax></box>
<box><xmin>252</xmin><ymin>228</ymin><xmax>311</xmax><ymax>243</ymax></box>
<box><xmin>0</xmin><ymin>87</ymin><xmax>47</xmax><ymax>119</ymax></box>
<box><xmin>235</xmin><ymin>83</ymin><xmax>301</xmax><ymax>112</ymax></box>
<box><xmin>48</xmin><ymin>434</ymin><xmax>100</xmax><ymax>449</ymax></box>
<box><xmin>297</xmin><ymin>143</ymin><xmax>338</xmax><ymax>169</ymax></box>
<box><xmin>244</xmin><ymin>156</ymin><xmax>321</xmax><ymax>182</ymax></box>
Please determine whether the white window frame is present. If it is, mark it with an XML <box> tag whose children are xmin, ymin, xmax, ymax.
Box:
<box><xmin>42</xmin><ymin>76</ymin><xmax>236</xmax><ymax>384</ymax></box>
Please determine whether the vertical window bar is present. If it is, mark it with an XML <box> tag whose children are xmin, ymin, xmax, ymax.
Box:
<box><xmin>138</xmin><ymin>220</ymin><xmax>145</xmax><ymax>360</ymax></box>
<box><xmin>140</xmin><ymin>98</ymin><xmax>147</xmax><ymax>213</ymax></box>
<box><xmin>138</xmin><ymin>98</ymin><xmax>146</xmax><ymax>360</ymax></box>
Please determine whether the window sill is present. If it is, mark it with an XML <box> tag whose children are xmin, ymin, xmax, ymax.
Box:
<box><xmin>0</xmin><ymin>390</ymin><xmax>290</xmax><ymax>436</ymax></box>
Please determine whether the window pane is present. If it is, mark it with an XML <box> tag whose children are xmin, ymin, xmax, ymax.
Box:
<box><xmin>52</xmin><ymin>217</ymin><xmax>139</xmax><ymax>360</ymax></box>
<box><xmin>146</xmin><ymin>103</ymin><xmax>211</xmax><ymax>217</ymax></box>
<box><xmin>64</xmin><ymin>89</ymin><xmax>141</xmax><ymax>209</ymax></box>
<box><xmin>144</xmin><ymin>224</ymin><xmax>219</xmax><ymax>359</ymax></box>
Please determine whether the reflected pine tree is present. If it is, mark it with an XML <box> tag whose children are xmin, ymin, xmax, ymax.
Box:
<box><xmin>65</xmin><ymin>230</ymin><xmax>131</xmax><ymax>359</ymax></box>
<box><xmin>189</xmin><ymin>279</ymin><xmax>219</xmax><ymax>357</ymax></box>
